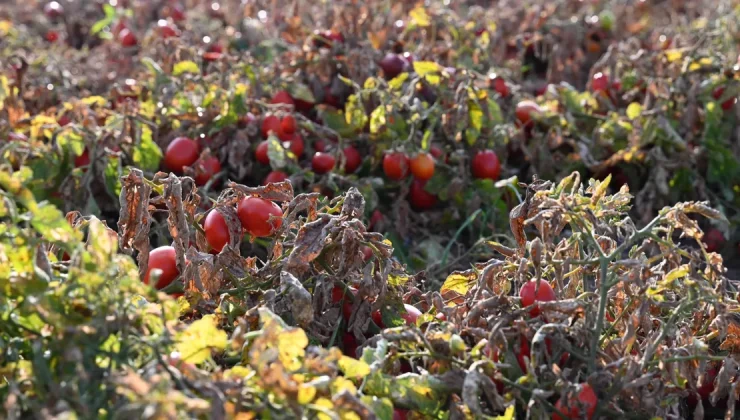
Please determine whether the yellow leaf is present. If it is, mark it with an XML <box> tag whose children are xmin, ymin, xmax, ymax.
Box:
<box><xmin>314</xmin><ymin>398</ymin><xmax>334</xmax><ymax>420</ymax></box>
<box><xmin>664</xmin><ymin>264</ymin><xmax>689</xmax><ymax>282</ymax></box>
<box><xmin>80</xmin><ymin>96</ymin><xmax>107</xmax><ymax>107</ymax></box>
<box><xmin>331</xmin><ymin>377</ymin><xmax>358</xmax><ymax>395</ymax></box>
<box><xmin>298</xmin><ymin>384</ymin><xmax>317</xmax><ymax>404</ymax></box>
<box><xmin>338</xmin><ymin>356</ymin><xmax>371</xmax><ymax>379</ymax></box>
<box><xmin>626</xmin><ymin>102</ymin><xmax>642</xmax><ymax>120</ymax></box>
<box><xmin>664</xmin><ymin>49</ymin><xmax>683</xmax><ymax>63</ymax></box>
<box><xmin>173</xmin><ymin>60</ymin><xmax>200</xmax><ymax>76</ymax></box>
<box><xmin>175</xmin><ymin>315</ymin><xmax>228</xmax><ymax>364</ymax></box>
<box><xmin>388</xmin><ymin>274</ymin><xmax>410</xmax><ymax>286</ymax></box>
<box><xmin>276</xmin><ymin>328</ymin><xmax>308</xmax><ymax>371</ymax></box>
<box><xmin>340</xmin><ymin>412</ymin><xmax>361</xmax><ymax>420</ymax></box>
<box><xmin>409</xmin><ymin>6</ymin><xmax>430</xmax><ymax>27</ymax></box>
<box><xmin>30</xmin><ymin>115</ymin><xmax>58</xmax><ymax>140</ymax></box>
<box><xmin>413</xmin><ymin>61</ymin><xmax>442</xmax><ymax>86</ymax></box>
<box><xmin>388</xmin><ymin>72</ymin><xmax>409</xmax><ymax>90</ymax></box>
<box><xmin>441</xmin><ymin>272</ymin><xmax>476</xmax><ymax>298</ymax></box>
<box><xmin>495</xmin><ymin>406</ymin><xmax>516</xmax><ymax>420</ymax></box>
<box><xmin>0</xmin><ymin>20</ymin><xmax>12</xmax><ymax>36</ymax></box>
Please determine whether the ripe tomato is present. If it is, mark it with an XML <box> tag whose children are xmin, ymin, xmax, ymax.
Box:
<box><xmin>204</xmin><ymin>210</ymin><xmax>230</xmax><ymax>253</ymax></box>
<box><xmin>379</xmin><ymin>53</ymin><xmax>407</xmax><ymax>80</ymax></box>
<box><xmin>409</xmin><ymin>179</ymin><xmax>437</xmax><ymax>210</ymax></box>
<box><xmin>286</xmin><ymin>134</ymin><xmax>304</xmax><ymax>157</ymax></box>
<box><xmin>342</xmin><ymin>332</ymin><xmax>359</xmax><ymax>358</ymax></box>
<box><xmin>552</xmin><ymin>383</ymin><xmax>597</xmax><ymax>420</ymax></box>
<box><xmin>271</xmin><ymin>91</ymin><xmax>294</xmax><ymax>107</ymax></box>
<box><xmin>393</xmin><ymin>409</ymin><xmax>408</xmax><ymax>420</ymax></box>
<box><xmin>489</xmin><ymin>74</ymin><xmax>510</xmax><ymax>97</ymax></box>
<box><xmin>166</xmin><ymin>2</ymin><xmax>185</xmax><ymax>21</ymax></box>
<box><xmin>516</xmin><ymin>337</ymin><xmax>531</xmax><ymax>372</ymax></box>
<box><xmin>237</xmin><ymin>197</ymin><xmax>283</xmax><ymax>237</ymax></box>
<box><xmin>314</xmin><ymin>139</ymin><xmax>329</xmax><ymax>153</ymax></box>
<box><xmin>143</xmin><ymin>246</ymin><xmax>179</xmax><ymax>290</ymax></box>
<box><xmin>164</xmin><ymin>137</ymin><xmax>200</xmax><ymax>174</ymax></box>
<box><xmin>312</xmin><ymin>152</ymin><xmax>336</xmax><ymax>174</ymax></box>
<box><xmin>116</xmin><ymin>27</ymin><xmax>137</xmax><ymax>46</ymax></box>
<box><xmin>402</xmin><ymin>303</ymin><xmax>421</xmax><ymax>326</ymax></box>
<box><xmin>255</xmin><ymin>141</ymin><xmax>270</xmax><ymax>165</ymax></box>
<box><xmin>157</xmin><ymin>20</ymin><xmax>179</xmax><ymax>38</ymax></box>
<box><xmin>519</xmin><ymin>279</ymin><xmax>556</xmax><ymax>317</ymax></box>
<box><xmin>342</xmin><ymin>146</ymin><xmax>362</xmax><ymax>174</ymax></box>
<box><xmin>515</xmin><ymin>100</ymin><xmax>542</xmax><ymax>128</ymax></box>
<box><xmin>703</xmin><ymin>228</ymin><xmax>725</xmax><ymax>253</ymax></box>
<box><xmin>435</xmin><ymin>312</ymin><xmax>446</xmax><ymax>321</ymax></box>
<box><xmin>46</xmin><ymin>30</ymin><xmax>59</xmax><ymax>42</ymax></box>
<box><xmin>361</xmin><ymin>246</ymin><xmax>373</xmax><ymax>261</ymax></box>
<box><xmin>194</xmin><ymin>156</ymin><xmax>221</xmax><ymax>186</ymax></box>
<box><xmin>383</xmin><ymin>152</ymin><xmax>410</xmax><ymax>181</ymax></box>
<box><xmin>712</xmin><ymin>87</ymin><xmax>737</xmax><ymax>111</ymax></box>
<box><xmin>430</xmin><ymin>145</ymin><xmax>444</xmax><ymax>160</ymax></box>
<box><xmin>369</xmin><ymin>209</ymin><xmax>383</xmax><ymax>231</ymax></box>
<box><xmin>591</xmin><ymin>72</ymin><xmax>609</xmax><ymax>92</ymax></box>
<box><xmin>74</xmin><ymin>149</ymin><xmax>90</xmax><ymax>169</ymax></box>
<box><xmin>280</xmin><ymin>115</ymin><xmax>296</xmax><ymax>137</ymax></box>
<box><xmin>697</xmin><ymin>367</ymin><xmax>718</xmax><ymax>400</ymax></box>
<box><xmin>261</xmin><ymin>114</ymin><xmax>281</xmax><ymax>138</ymax></box>
<box><xmin>409</xmin><ymin>152</ymin><xmax>435</xmax><ymax>181</ymax></box>
<box><xmin>372</xmin><ymin>309</ymin><xmax>384</xmax><ymax>328</ymax></box>
<box><xmin>263</xmin><ymin>170</ymin><xmax>288</xmax><ymax>185</ymax></box>
<box><xmin>471</xmin><ymin>150</ymin><xmax>501</xmax><ymax>180</ymax></box>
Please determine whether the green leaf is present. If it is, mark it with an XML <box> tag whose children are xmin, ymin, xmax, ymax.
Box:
<box><xmin>103</xmin><ymin>4</ymin><xmax>116</xmax><ymax>18</ymax></box>
<box><xmin>132</xmin><ymin>126</ymin><xmax>162</xmax><ymax>172</ymax></box>
<box><xmin>289</xmin><ymin>83</ymin><xmax>315</xmax><ymax>104</ymax></box>
<box><xmin>104</xmin><ymin>156</ymin><xmax>123</xmax><ymax>198</ymax></box>
<box><xmin>173</xmin><ymin>60</ymin><xmax>200</xmax><ymax>76</ymax></box>
<box><xmin>360</xmin><ymin>396</ymin><xmax>394</xmax><ymax>420</ymax></box>
<box><xmin>267</xmin><ymin>134</ymin><xmax>287</xmax><ymax>169</ymax></box>
<box><xmin>141</xmin><ymin>57</ymin><xmax>164</xmax><ymax>75</ymax></box>
<box><xmin>175</xmin><ymin>315</ymin><xmax>228</xmax><ymax>364</ymax></box>
<box><xmin>32</xmin><ymin>202</ymin><xmax>81</xmax><ymax>244</ymax></box>
<box><xmin>626</xmin><ymin>102</ymin><xmax>642</xmax><ymax>120</ymax></box>
<box><xmin>90</xmin><ymin>16</ymin><xmax>114</xmax><ymax>36</ymax></box>
<box><xmin>321</xmin><ymin>109</ymin><xmax>356</xmax><ymax>138</ymax></box>
<box><xmin>486</xmin><ymin>98</ymin><xmax>503</xmax><ymax>126</ymax></box>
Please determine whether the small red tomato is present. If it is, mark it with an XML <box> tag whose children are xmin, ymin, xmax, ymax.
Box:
<box><xmin>515</xmin><ymin>337</ymin><xmax>531</xmax><ymax>372</ymax></box>
<box><xmin>393</xmin><ymin>409</ymin><xmax>408</xmax><ymax>420</ymax></box>
<box><xmin>552</xmin><ymin>383</ymin><xmax>597</xmax><ymax>420</ymax></box>
<box><xmin>204</xmin><ymin>210</ymin><xmax>230</xmax><ymax>253</ymax></box>
<box><xmin>112</xmin><ymin>20</ymin><xmax>128</xmax><ymax>36</ymax></box>
<box><xmin>430</xmin><ymin>145</ymin><xmax>444</xmax><ymax>159</ymax></box>
<box><xmin>44</xmin><ymin>1</ymin><xmax>64</xmax><ymax>19</ymax></box>
<box><xmin>471</xmin><ymin>150</ymin><xmax>501</xmax><ymax>180</ymax></box>
<box><xmin>237</xmin><ymin>197</ymin><xmax>283</xmax><ymax>237</ymax></box>
<box><xmin>164</xmin><ymin>137</ymin><xmax>200</xmax><ymax>174</ymax></box>
<box><xmin>271</xmin><ymin>91</ymin><xmax>294</xmax><ymax>107</ymax></box>
<box><xmin>697</xmin><ymin>367</ymin><xmax>718</xmax><ymax>400</ymax></box>
<box><xmin>157</xmin><ymin>19</ymin><xmax>178</xmax><ymax>38</ymax></box>
<box><xmin>167</xmin><ymin>2</ymin><xmax>186</xmax><ymax>21</ymax></box>
<box><xmin>331</xmin><ymin>285</ymin><xmax>352</xmax><ymax>303</ymax></box>
<box><xmin>712</xmin><ymin>87</ymin><xmax>737</xmax><ymax>111</ymax></box>
<box><xmin>488</xmin><ymin>74</ymin><xmax>510</xmax><ymax>97</ymax></box>
<box><xmin>74</xmin><ymin>149</ymin><xmax>90</xmax><ymax>169</ymax></box>
<box><xmin>342</xmin><ymin>332</ymin><xmax>358</xmax><ymax>358</ymax></box>
<box><xmin>383</xmin><ymin>152</ymin><xmax>410</xmax><ymax>181</ymax></box>
<box><xmin>263</xmin><ymin>170</ymin><xmax>288</xmax><ymax>185</ymax></box>
<box><xmin>342</xmin><ymin>146</ymin><xmax>362</xmax><ymax>174</ymax></box>
<box><xmin>314</xmin><ymin>139</ymin><xmax>329</xmax><ymax>153</ymax></box>
<box><xmin>57</xmin><ymin>114</ymin><xmax>71</xmax><ymax>127</ymax></box>
<box><xmin>286</xmin><ymin>134</ymin><xmax>305</xmax><ymax>157</ymax></box>
<box><xmin>143</xmin><ymin>246</ymin><xmax>180</xmax><ymax>290</ymax></box>
<box><xmin>409</xmin><ymin>179</ymin><xmax>437</xmax><ymax>210</ymax></box>
<box><xmin>409</xmin><ymin>152</ymin><xmax>435</xmax><ymax>181</ymax></box>
<box><xmin>402</xmin><ymin>303</ymin><xmax>421</xmax><ymax>326</ymax></box>
<box><xmin>379</xmin><ymin>53</ymin><xmax>408</xmax><ymax>80</ymax></box>
<box><xmin>312</xmin><ymin>152</ymin><xmax>336</xmax><ymax>174</ymax></box>
<box><xmin>194</xmin><ymin>156</ymin><xmax>221</xmax><ymax>186</ymax></box>
<box><xmin>261</xmin><ymin>114</ymin><xmax>281</xmax><ymax>138</ymax></box>
<box><xmin>703</xmin><ymin>228</ymin><xmax>725</xmax><ymax>253</ymax></box>
<box><xmin>255</xmin><ymin>141</ymin><xmax>270</xmax><ymax>165</ymax></box>
<box><xmin>45</xmin><ymin>30</ymin><xmax>59</xmax><ymax>42</ymax></box>
<box><xmin>435</xmin><ymin>312</ymin><xmax>446</xmax><ymax>321</ymax></box>
<box><xmin>515</xmin><ymin>100</ymin><xmax>542</xmax><ymax>128</ymax></box>
<box><xmin>372</xmin><ymin>309</ymin><xmax>384</xmax><ymax>328</ymax></box>
<box><xmin>519</xmin><ymin>280</ymin><xmax>556</xmax><ymax>317</ymax></box>
<box><xmin>118</xmin><ymin>28</ymin><xmax>138</xmax><ymax>47</ymax></box>
<box><xmin>280</xmin><ymin>115</ymin><xmax>296</xmax><ymax>137</ymax></box>
<box><xmin>206</xmin><ymin>43</ymin><xmax>223</xmax><ymax>54</ymax></box>
<box><xmin>591</xmin><ymin>72</ymin><xmax>609</xmax><ymax>92</ymax></box>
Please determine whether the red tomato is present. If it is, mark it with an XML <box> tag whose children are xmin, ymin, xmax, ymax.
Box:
<box><xmin>697</xmin><ymin>367</ymin><xmax>718</xmax><ymax>399</ymax></box>
<box><xmin>712</xmin><ymin>87</ymin><xmax>737</xmax><ymax>111</ymax></box>
<box><xmin>704</xmin><ymin>228</ymin><xmax>725</xmax><ymax>253</ymax></box>
<box><xmin>45</xmin><ymin>30</ymin><xmax>59</xmax><ymax>42</ymax></box>
<box><xmin>435</xmin><ymin>312</ymin><xmax>446</xmax><ymax>321</ymax></box>
<box><xmin>383</xmin><ymin>152</ymin><xmax>410</xmax><ymax>181</ymax></box>
<box><xmin>157</xmin><ymin>19</ymin><xmax>179</xmax><ymax>38</ymax></box>
<box><xmin>164</xmin><ymin>137</ymin><xmax>200</xmax><ymax>174</ymax></box>
<box><xmin>44</xmin><ymin>1</ymin><xmax>64</xmax><ymax>19</ymax></box>
<box><xmin>194</xmin><ymin>156</ymin><xmax>221</xmax><ymax>186</ymax></box>
<box><xmin>312</xmin><ymin>152</ymin><xmax>336</xmax><ymax>174</ymax></box>
<box><xmin>342</xmin><ymin>146</ymin><xmax>362</xmax><ymax>174</ymax></box>
<box><xmin>271</xmin><ymin>91</ymin><xmax>294</xmax><ymax>107</ymax></box>
<box><xmin>280</xmin><ymin>115</ymin><xmax>296</xmax><ymax>137</ymax></box>
<box><xmin>203</xmin><ymin>51</ymin><xmax>222</xmax><ymax>62</ymax></box>
<box><xmin>430</xmin><ymin>145</ymin><xmax>444</xmax><ymax>159</ymax></box>
<box><xmin>166</xmin><ymin>2</ymin><xmax>186</xmax><ymax>21</ymax></box>
<box><xmin>372</xmin><ymin>309</ymin><xmax>384</xmax><ymax>328</ymax></box>
<box><xmin>369</xmin><ymin>209</ymin><xmax>383</xmax><ymax>231</ymax></box>
<box><xmin>112</xmin><ymin>20</ymin><xmax>128</xmax><ymax>37</ymax></box>
<box><xmin>286</xmin><ymin>134</ymin><xmax>304</xmax><ymax>157</ymax></box>
<box><xmin>591</xmin><ymin>72</ymin><xmax>609</xmax><ymax>92</ymax></box>
<box><xmin>409</xmin><ymin>152</ymin><xmax>435</xmax><ymax>181</ymax></box>
<box><xmin>393</xmin><ymin>409</ymin><xmax>408</xmax><ymax>420</ymax></box>
<box><xmin>471</xmin><ymin>150</ymin><xmax>501</xmax><ymax>180</ymax></box>
<box><xmin>255</xmin><ymin>141</ymin><xmax>270</xmax><ymax>165</ymax></box>
<box><xmin>313</xmin><ymin>29</ymin><xmax>345</xmax><ymax>48</ymax></box>
<box><xmin>409</xmin><ymin>179</ymin><xmax>437</xmax><ymax>210</ymax></box>
<box><xmin>261</xmin><ymin>114</ymin><xmax>281</xmax><ymax>138</ymax></box>
<box><xmin>361</xmin><ymin>246</ymin><xmax>373</xmax><ymax>261</ymax></box>
<box><xmin>74</xmin><ymin>149</ymin><xmax>90</xmax><ymax>169</ymax></box>
<box><xmin>379</xmin><ymin>53</ymin><xmax>407</xmax><ymax>80</ymax></box>
<box><xmin>237</xmin><ymin>197</ymin><xmax>283</xmax><ymax>237</ymax></box>
<box><xmin>515</xmin><ymin>100</ymin><xmax>542</xmax><ymax>128</ymax></box>
<box><xmin>552</xmin><ymin>383</ymin><xmax>597</xmax><ymax>420</ymax></box>
<box><xmin>519</xmin><ymin>279</ymin><xmax>556</xmax><ymax>317</ymax></box>
<box><xmin>143</xmin><ymin>246</ymin><xmax>180</xmax><ymax>290</ymax></box>
<box><xmin>516</xmin><ymin>337</ymin><xmax>531</xmax><ymax>372</ymax></box>
<box><xmin>314</xmin><ymin>139</ymin><xmax>329</xmax><ymax>153</ymax></box>
<box><xmin>207</xmin><ymin>43</ymin><xmax>223</xmax><ymax>54</ymax></box>
<box><xmin>263</xmin><ymin>170</ymin><xmax>288</xmax><ymax>185</ymax></box>
<box><xmin>342</xmin><ymin>332</ymin><xmax>358</xmax><ymax>358</ymax></box>
<box><xmin>57</xmin><ymin>114</ymin><xmax>71</xmax><ymax>127</ymax></box>
<box><xmin>402</xmin><ymin>303</ymin><xmax>421</xmax><ymax>326</ymax></box>
<box><xmin>204</xmin><ymin>210</ymin><xmax>230</xmax><ymax>253</ymax></box>
<box><xmin>489</xmin><ymin>74</ymin><xmax>510</xmax><ymax>97</ymax></box>
<box><xmin>119</xmin><ymin>28</ymin><xmax>138</xmax><ymax>47</ymax></box>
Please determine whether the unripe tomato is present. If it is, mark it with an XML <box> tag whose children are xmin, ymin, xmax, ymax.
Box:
<box><xmin>410</xmin><ymin>152</ymin><xmax>435</xmax><ymax>181</ymax></box>
<box><xmin>383</xmin><ymin>152</ymin><xmax>410</xmax><ymax>180</ymax></box>
<box><xmin>194</xmin><ymin>156</ymin><xmax>221</xmax><ymax>186</ymax></box>
<box><xmin>591</xmin><ymin>72</ymin><xmax>609</xmax><ymax>92</ymax></box>
<box><xmin>515</xmin><ymin>100</ymin><xmax>542</xmax><ymax>128</ymax></box>
<box><xmin>552</xmin><ymin>383</ymin><xmax>597</xmax><ymax>420</ymax></box>
<box><xmin>286</xmin><ymin>134</ymin><xmax>304</xmax><ymax>157</ymax></box>
<box><xmin>74</xmin><ymin>149</ymin><xmax>90</xmax><ymax>169</ymax></box>
<box><xmin>519</xmin><ymin>279</ymin><xmax>556</xmax><ymax>317</ymax></box>
<box><xmin>204</xmin><ymin>210</ymin><xmax>230</xmax><ymax>253</ymax></box>
<box><xmin>280</xmin><ymin>115</ymin><xmax>297</xmax><ymax>137</ymax></box>
<box><xmin>237</xmin><ymin>197</ymin><xmax>283</xmax><ymax>237</ymax></box>
<box><xmin>342</xmin><ymin>146</ymin><xmax>362</xmax><ymax>174</ymax></box>
<box><xmin>143</xmin><ymin>246</ymin><xmax>180</xmax><ymax>290</ymax></box>
<box><xmin>261</xmin><ymin>114</ymin><xmax>281</xmax><ymax>138</ymax></box>
<box><xmin>409</xmin><ymin>179</ymin><xmax>437</xmax><ymax>210</ymax></box>
<box><xmin>255</xmin><ymin>141</ymin><xmax>270</xmax><ymax>165</ymax></box>
<box><xmin>312</xmin><ymin>152</ymin><xmax>336</xmax><ymax>174</ymax></box>
<box><xmin>271</xmin><ymin>91</ymin><xmax>294</xmax><ymax>107</ymax></box>
<box><xmin>402</xmin><ymin>303</ymin><xmax>422</xmax><ymax>325</ymax></box>
<box><xmin>263</xmin><ymin>170</ymin><xmax>288</xmax><ymax>185</ymax></box>
<box><xmin>164</xmin><ymin>137</ymin><xmax>200</xmax><ymax>174</ymax></box>
<box><xmin>471</xmin><ymin>150</ymin><xmax>501</xmax><ymax>180</ymax></box>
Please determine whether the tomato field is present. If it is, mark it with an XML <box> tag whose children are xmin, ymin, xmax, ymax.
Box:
<box><xmin>3</xmin><ymin>0</ymin><xmax>740</xmax><ymax>418</ymax></box>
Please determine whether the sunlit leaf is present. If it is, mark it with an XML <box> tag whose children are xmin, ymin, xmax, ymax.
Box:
<box><xmin>626</xmin><ymin>102</ymin><xmax>642</xmax><ymax>120</ymax></box>
<box><xmin>132</xmin><ymin>126</ymin><xmax>162</xmax><ymax>172</ymax></box>
<box><xmin>175</xmin><ymin>315</ymin><xmax>228</xmax><ymax>364</ymax></box>
<box><xmin>338</xmin><ymin>356</ymin><xmax>371</xmax><ymax>379</ymax></box>
<box><xmin>173</xmin><ymin>60</ymin><xmax>201</xmax><ymax>76</ymax></box>
<box><xmin>409</xmin><ymin>6</ymin><xmax>430</xmax><ymax>27</ymax></box>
